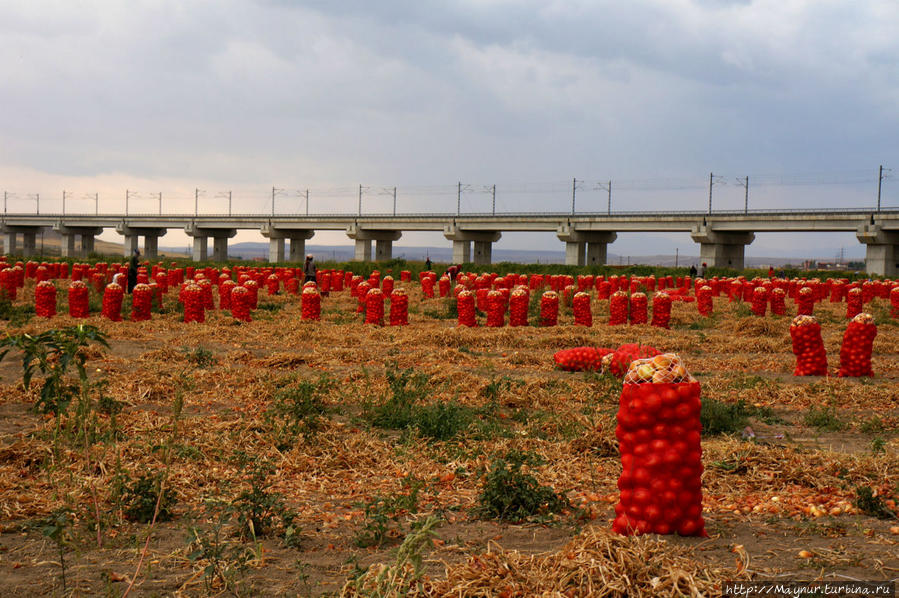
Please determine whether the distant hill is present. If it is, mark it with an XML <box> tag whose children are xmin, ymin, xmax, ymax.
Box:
<box><xmin>210</xmin><ymin>242</ymin><xmax>841</xmax><ymax>268</ymax></box>
<box><xmin>1</xmin><ymin>230</ymin><xmax>189</xmax><ymax>259</ymax></box>
<box><xmin>2</xmin><ymin>232</ymin><xmax>858</xmax><ymax>269</ymax></box>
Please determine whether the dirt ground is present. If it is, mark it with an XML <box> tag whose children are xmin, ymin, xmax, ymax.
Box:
<box><xmin>0</xmin><ymin>273</ymin><xmax>897</xmax><ymax>596</ymax></box>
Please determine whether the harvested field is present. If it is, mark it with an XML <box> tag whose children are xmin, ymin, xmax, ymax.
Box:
<box><xmin>0</xmin><ymin>271</ymin><xmax>897</xmax><ymax>597</ymax></box>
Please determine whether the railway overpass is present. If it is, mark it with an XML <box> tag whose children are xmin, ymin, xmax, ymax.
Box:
<box><xmin>1</xmin><ymin>208</ymin><xmax>898</xmax><ymax>275</ymax></box>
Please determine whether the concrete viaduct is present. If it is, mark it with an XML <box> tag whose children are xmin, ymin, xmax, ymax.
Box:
<box><xmin>1</xmin><ymin>208</ymin><xmax>898</xmax><ymax>275</ymax></box>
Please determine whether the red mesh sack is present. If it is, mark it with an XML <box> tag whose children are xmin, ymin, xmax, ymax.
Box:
<box><xmin>651</xmin><ymin>292</ymin><xmax>671</xmax><ymax>329</ymax></box>
<box><xmin>796</xmin><ymin>287</ymin><xmax>814</xmax><ymax>316</ymax></box>
<box><xmin>421</xmin><ymin>275</ymin><xmax>435</xmax><ymax>298</ymax></box>
<box><xmin>219</xmin><ymin>280</ymin><xmax>236</xmax><ymax>310</ymax></box>
<box><xmin>790</xmin><ymin>315</ymin><xmax>827</xmax><ymax>376</ymax></box>
<box><xmin>770</xmin><ymin>288</ymin><xmax>786</xmax><ymax>316</ymax></box>
<box><xmin>456</xmin><ymin>289</ymin><xmax>477</xmax><ymax>327</ymax></box>
<box><xmin>891</xmin><ymin>286</ymin><xmax>899</xmax><ymax>319</ymax></box>
<box><xmin>389</xmin><ymin>288</ymin><xmax>408</xmax><ymax>326</ymax></box>
<box><xmin>509</xmin><ymin>287</ymin><xmax>529</xmax><ymax>327</ymax></box>
<box><xmin>182</xmin><ymin>283</ymin><xmax>205</xmax><ymax>323</ymax></box>
<box><xmin>629</xmin><ymin>292</ymin><xmax>647</xmax><ymax>325</ymax></box>
<box><xmin>35</xmin><ymin>281</ymin><xmax>57</xmax><ymax>318</ymax></box>
<box><xmin>244</xmin><ymin>280</ymin><xmax>259</xmax><ymax>310</ymax></box>
<box><xmin>230</xmin><ymin>286</ymin><xmax>252</xmax><ymax>322</ymax></box>
<box><xmin>486</xmin><ymin>290</ymin><xmax>505</xmax><ymax>327</ymax></box>
<box><xmin>846</xmin><ymin>288</ymin><xmax>862</xmax><ymax>320</ymax></box>
<box><xmin>572</xmin><ymin>292</ymin><xmax>592</xmax><ymax>326</ymax></box>
<box><xmin>301</xmin><ymin>285</ymin><xmax>321</xmax><ymax>321</ymax></box>
<box><xmin>364</xmin><ymin>288</ymin><xmax>384</xmax><ymax>325</ymax></box>
<box><xmin>605</xmin><ymin>343</ymin><xmax>661</xmax><ymax>379</ymax></box>
<box><xmin>265</xmin><ymin>274</ymin><xmax>280</xmax><ymax>295</ymax></box>
<box><xmin>553</xmin><ymin>346</ymin><xmax>613</xmax><ymax>372</ymax></box>
<box><xmin>838</xmin><ymin>313</ymin><xmax>876</xmax><ymax>378</ymax></box>
<box><xmin>101</xmin><ymin>283</ymin><xmax>124</xmax><ymax>321</ymax></box>
<box><xmin>130</xmin><ymin>283</ymin><xmax>152</xmax><ymax>321</ymax></box>
<box><xmin>355</xmin><ymin>282</ymin><xmax>371</xmax><ymax>313</ymax></box>
<box><xmin>0</xmin><ymin>268</ymin><xmax>17</xmax><ymax>300</ymax></box>
<box><xmin>614</xmin><ymin>354</ymin><xmax>705</xmax><ymax>537</ymax></box>
<box><xmin>696</xmin><ymin>286</ymin><xmax>713</xmax><ymax>316</ymax></box>
<box><xmin>67</xmin><ymin>281</ymin><xmax>89</xmax><ymax>318</ymax></box>
<box><xmin>750</xmin><ymin>286</ymin><xmax>768</xmax><ymax>317</ymax></box>
<box><xmin>608</xmin><ymin>291</ymin><xmax>628</xmax><ymax>325</ymax></box>
<box><xmin>539</xmin><ymin>291</ymin><xmax>559</xmax><ymax>327</ymax></box>
<box><xmin>382</xmin><ymin>276</ymin><xmax>394</xmax><ymax>297</ymax></box>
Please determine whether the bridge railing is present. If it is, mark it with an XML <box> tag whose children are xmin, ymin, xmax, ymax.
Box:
<box><xmin>1</xmin><ymin>206</ymin><xmax>897</xmax><ymax>219</ymax></box>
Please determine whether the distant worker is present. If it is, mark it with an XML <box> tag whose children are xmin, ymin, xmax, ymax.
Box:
<box><xmin>689</xmin><ymin>264</ymin><xmax>697</xmax><ymax>278</ymax></box>
<box><xmin>424</xmin><ymin>256</ymin><xmax>432</xmax><ymax>272</ymax></box>
<box><xmin>768</xmin><ymin>266</ymin><xmax>775</xmax><ymax>279</ymax></box>
<box><xmin>698</xmin><ymin>262</ymin><xmax>706</xmax><ymax>278</ymax></box>
<box><xmin>127</xmin><ymin>249</ymin><xmax>140</xmax><ymax>294</ymax></box>
<box><xmin>304</xmin><ymin>254</ymin><xmax>317</xmax><ymax>284</ymax></box>
<box><xmin>445</xmin><ymin>264</ymin><xmax>460</xmax><ymax>282</ymax></box>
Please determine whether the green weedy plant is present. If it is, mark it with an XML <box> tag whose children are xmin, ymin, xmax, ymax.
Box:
<box><xmin>0</xmin><ymin>324</ymin><xmax>108</xmax><ymax>418</ymax></box>
<box><xmin>186</xmin><ymin>501</ymin><xmax>258</xmax><ymax>596</ymax></box>
<box><xmin>344</xmin><ymin>516</ymin><xmax>441</xmax><ymax>597</ymax></box>
<box><xmin>120</xmin><ymin>470</ymin><xmax>179</xmax><ymax>523</ymax></box>
<box><xmin>230</xmin><ymin>453</ymin><xmax>300</xmax><ymax>545</ymax></box>
<box><xmin>368</xmin><ymin>366</ymin><xmax>431</xmax><ymax>430</ymax></box>
<box><xmin>265</xmin><ymin>376</ymin><xmax>331</xmax><ymax>450</ymax></box>
<box><xmin>38</xmin><ymin>508</ymin><xmax>74</xmax><ymax>594</ymax></box>
<box><xmin>354</xmin><ymin>475</ymin><xmax>424</xmax><ymax>548</ymax></box>
<box><xmin>476</xmin><ymin>450</ymin><xmax>568</xmax><ymax>522</ymax></box>
<box><xmin>183</xmin><ymin>346</ymin><xmax>216</xmax><ymax>367</ymax></box>
<box><xmin>0</xmin><ymin>295</ymin><xmax>34</xmax><ymax>326</ymax></box>
<box><xmin>412</xmin><ymin>400</ymin><xmax>474</xmax><ymax>441</ymax></box>
<box><xmin>700</xmin><ymin>398</ymin><xmax>751</xmax><ymax>436</ymax></box>
<box><xmin>804</xmin><ymin>405</ymin><xmax>847</xmax><ymax>432</ymax></box>
<box><xmin>853</xmin><ymin>486</ymin><xmax>896</xmax><ymax>520</ymax></box>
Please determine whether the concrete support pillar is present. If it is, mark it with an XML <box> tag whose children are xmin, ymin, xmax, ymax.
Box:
<box><xmin>269</xmin><ymin>237</ymin><xmax>285</xmax><ymax>262</ymax></box>
<box><xmin>81</xmin><ymin>234</ymin><xmax>95</xmax><ymax>256</ymax></box>
<box><xmin>123</xmin><ymin>235</ymin><xmax>139</xmax><ymax>258</ymax></box>
<box><xmin>22</xmin><ymin>232</ymin><xmax>37</xmax><ymax>257</ymax></box>
<box><xmin>346</xmin><ymin>225</ymin><xmax>401</xmax><ymax>262</ymax></box>
<box><xmin>260</xmin><ymin>226</ymin><xmax>314</xmax><ymax>263</ymax></box>
<box><xmin>564</xmin><ymin>242</ymin><xmax>585</xmax><ymax>267</ymax></box>
<box><xmin>3</xmin><ymin>232</ymin><xmax>16</xmax><ymax>255</ymax></box>
<box><xmin>212</xmin><ymin>237</ymin><xmax>228</xmax><ymax>262</ymax></box>
<box><xmin>61</xmin><ymin>234</ymin><xmax>76</xmax><ymax>258</ymax></box>
<box><xmin>184</xmin><ymin>225</ymin><xmax>235</xmax><ymax>263</ymax></box>
<box><xmin>557</xmin><ymin>227</ymin><xmax>617</xmax><ymax>266</ymax></box>
<box><xmin>375</xmin><ymin>239</ymin><xmax>393</xmax><ymax>261</ymax></box>
<box><xmin>586</xmin><ymin>241</ymin><xmax>610</xmax><ymax>266</ymax></box>
<box><xmin>354</xmin><ymin>239</ymin><xmax>372</xmax><ymax>262</ymax></box>
<box><xmin>690</xmin><ymin>225</ymin><xmax>754</xmax><ymax>270</ymax></box>
<box><xmin>289</xmin><ymin>238</ymin><xmax>306</xmax><ymax>262</ymax></box>
<box><xmin>857</xmin><ymin>223</ymin><xmax>899</xmax><ymax>277</ymax></box>
<box><xmin>444</xmin><ymin>225</ymin><xmax>500</xmax><ymax>266</ymax></box>
<box><xmin>452</xmin><ymin>240</ymin><xmax>471</xmax><ymax>264</ymax></box>
<box><xmin>192</xmin><ymin>236</ymin><xmax>208</xmax><ymax>262</ymax></box>
<box><xmin>144</xmin><ymin>235</ymin><xmax>159</xmax><ymax>259</ymax></box>
<box><xmin>115</xmin><ymin>225</ymin><xmax>166</xmax><ymax>259</ymax></box>
<box><xmin>473</xmin><ymin>240</ymin><xmax>493</xmax><ymax>265</ymax></box>
<box><xmin>3</xmin><ymin>231</ymin><xmax>19</xmax><ymax>255</ymax></box>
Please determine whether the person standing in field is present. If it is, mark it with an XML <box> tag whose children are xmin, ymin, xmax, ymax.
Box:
<box><xmin>127</xmin><ymin>249</ymin><xmax>140</xmax><ymax>294</ymax></box>
<box><xmin>698</xmin><ymin>262</ymin><xmax>706</xmax><ymax>278</ymax></box>
<box><xmin>424</xmin><ymin>257</ymin><xmax>432</xmax><ymax>272</ymax></box>
<box><xmin>304</xmin><ymin>254</ymin><xmax>317</xmax><ymax>284</ymax></box>
<box><xmin>689</xmin><ymin>264</ymin><xmax>697</xmax><ymax>278</ymax></box>
<box><xmin>445</xmin><ymin>264</ymin><xmax>460</xmax><ymax>282</ymax></box>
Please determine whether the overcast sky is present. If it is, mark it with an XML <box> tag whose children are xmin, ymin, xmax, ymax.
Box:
<box><xmin>1</xmin><ymin>0</ymin><xmax>896</xmax><ymax>258</ymax></box>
